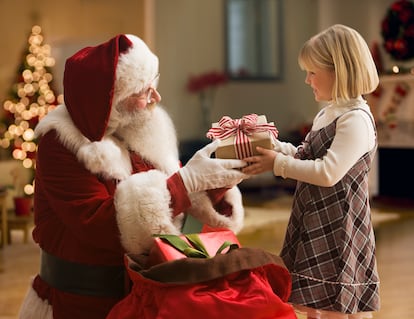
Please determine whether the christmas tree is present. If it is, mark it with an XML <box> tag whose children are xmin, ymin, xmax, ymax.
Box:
<box><xmin>0</xmin><ymin>25</ymin><xmax>63</xmax><ymax>196</ymax></box>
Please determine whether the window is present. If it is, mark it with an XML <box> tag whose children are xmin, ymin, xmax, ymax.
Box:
<box><xmin>225</xmin><ymin>0</ymin><xmax>283</xmax><ymax>80</ymax></box>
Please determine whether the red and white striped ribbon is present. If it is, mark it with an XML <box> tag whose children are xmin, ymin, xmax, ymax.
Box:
<box><xmin>206</xmin><ymin>114</ymin><xmax>278</xmax><ymax>159</ymax></box>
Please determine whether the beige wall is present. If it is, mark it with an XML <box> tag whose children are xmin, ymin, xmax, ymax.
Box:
<box><xmin>0</xmin><ymin>0</ymin><xmax>150</xmax><ymax>97</ymax></box>
<box><xmin>154</xmin><ymin>0</ymin><xmax>320</xmax><ymax>140</ymax></box>
<box><xmin>0</xmin><ymin>0</ymin><xmax>399</xmax><ymax>142</ymax></box>
<box><xmin>155</xmin><ymin>0</ymin><xmax>397</xmax><ymax>140</ymax></box>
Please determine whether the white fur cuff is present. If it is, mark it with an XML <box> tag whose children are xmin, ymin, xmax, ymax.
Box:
<box><xmin>186</xmin><ymin>187</ymin><xmax>244</xmax><ymax>234</ymax></box>
<box><xmin>114</xmin><ymin>170</ymin><xmax>180</xmax><ymax>254</ymax></box>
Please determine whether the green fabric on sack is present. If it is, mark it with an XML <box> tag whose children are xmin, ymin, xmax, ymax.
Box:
<box><xmin>181</xmin><ymin>214</ymin><xmax>204</xmax><ymax>234</ymax></box>
<box><xmin>154</xmin><ymin>233</ymin><xmax>239</xmax><ymax>259</ymax></box>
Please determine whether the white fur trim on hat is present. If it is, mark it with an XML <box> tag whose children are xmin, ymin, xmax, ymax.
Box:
<box><xmin>113</xmin><ymin>35</ymin><xmax>159</xmax><ymax>107</ymax></box>
<box><xmin>77</xmin><ymin>137</ymin><xmax>132</xmax><ymax>181</ymax></box>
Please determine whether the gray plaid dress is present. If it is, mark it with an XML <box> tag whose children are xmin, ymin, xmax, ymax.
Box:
<box><xmin>280</xmin><ymin>110</ymin><xmax>380</xmax><ymax>314</ymax></box>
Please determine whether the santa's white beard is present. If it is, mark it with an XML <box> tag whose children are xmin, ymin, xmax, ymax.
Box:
<box><xmin>114</xmin><ymin>105</ymin><xmax>156</xmax><ymax>149</ymax></box>
<box><xmin>107</xmin><ymin>103</ymin><xmax>178</xmax><ymax>175</ymax></box>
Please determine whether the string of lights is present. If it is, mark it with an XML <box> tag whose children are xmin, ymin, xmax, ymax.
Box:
<box><xmin>0</xmin><ymin>25</ymin><xmax>63</xmax><ymax>195</ymax></box>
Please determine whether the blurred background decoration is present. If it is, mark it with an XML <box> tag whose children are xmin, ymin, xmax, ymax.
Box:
<box><xmin>186</xmin><ymin>70</ymin><xmax>229</xmax><ymax>132</ymax></box>
<box><xmin>0</xmin><ymin>25</ymin><xmax>63</xmax><ymax>197</ymax></box>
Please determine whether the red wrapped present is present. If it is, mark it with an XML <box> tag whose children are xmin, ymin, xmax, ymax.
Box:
<box><xmin>147</xmin><ymin>230</ymin><xmax>240</xmax><ymax>267</ymax></box>
<box><xmin>206</xmin><ymin>113</ymin><xmax>278</xmax><ymax>159</ymax></box>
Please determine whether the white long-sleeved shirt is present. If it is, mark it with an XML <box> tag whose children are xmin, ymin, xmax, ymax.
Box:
<box><xmin>273</xmin><ymin>96</ymin><xmax>376</xmax><ymax>187</ymax></box>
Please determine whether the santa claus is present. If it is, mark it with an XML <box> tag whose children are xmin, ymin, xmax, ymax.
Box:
<box><xmin>18</xmin><ymin>34</ymin><xmax>248</xmax><ymax>319</ymax></box>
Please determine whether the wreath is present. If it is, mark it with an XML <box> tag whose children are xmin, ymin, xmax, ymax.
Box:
<box><xmin>381</xmin><ymin>0</ymin><xmax>414</xmax><ymax>60</ymax></box>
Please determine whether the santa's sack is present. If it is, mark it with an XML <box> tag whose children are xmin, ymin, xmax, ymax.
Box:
<box><xmin>107</xmin><ymin>247</ymin><xmax>296</xmax><ymax>319</ymax></box>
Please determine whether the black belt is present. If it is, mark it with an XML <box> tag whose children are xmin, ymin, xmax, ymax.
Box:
<box><xmin>40</xmin><ymin>250</ymin><xmax>126</xmax><ymax>297</ymax></box>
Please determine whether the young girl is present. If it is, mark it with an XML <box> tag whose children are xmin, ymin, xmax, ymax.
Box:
<box><xmin>242</xmin><ymin>24</ymin><xmax>380</xmax><ymax>319</ymax></box>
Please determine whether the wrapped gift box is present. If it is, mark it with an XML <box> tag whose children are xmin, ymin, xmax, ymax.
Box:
<box><xmin>215</xmin><ymin>131</ymin><xmax>273</xmax><ymax>159</ymax></box>
<box><xmin>207</xmin><ymin>114</ymin><xmax>278</xmax><ymax>159</ymax></box>
<box><xmin>147</xmin><ymin>230</ymin><xmax>240</xmax><ymax>267</ymax></box>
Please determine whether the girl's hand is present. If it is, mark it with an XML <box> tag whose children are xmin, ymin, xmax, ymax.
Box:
<box><xmin>241</xmin><ymin>146</ymin><xmax>277</xmax><ymax>175</ymax></box>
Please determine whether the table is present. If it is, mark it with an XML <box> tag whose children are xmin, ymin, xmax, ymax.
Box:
<box><xmin>6</xmin><ymin>210</ymin><xmax>34</xmax><ymax>244</ymax></box>
<box><xmin>0</xmin><ymin>193</ymin><xmax>34</xmax><ymax>246</ymax></box>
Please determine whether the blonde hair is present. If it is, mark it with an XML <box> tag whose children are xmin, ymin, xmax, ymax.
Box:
<box><xmin>298</xmin><ymin>24</ymin><xmax>379</xmax><ymax>102</ymax></box>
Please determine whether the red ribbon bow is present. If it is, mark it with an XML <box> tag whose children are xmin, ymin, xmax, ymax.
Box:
<box><xmin>206</xmin><ymin>114</ymin><xmax>278</xmax><ymax>159</ymax></box>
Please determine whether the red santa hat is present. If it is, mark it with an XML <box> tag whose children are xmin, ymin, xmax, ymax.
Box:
<box><xmin>63</xmin><ymin>34</ymin><xmax>159</xmax><ymax>142</ymax></box>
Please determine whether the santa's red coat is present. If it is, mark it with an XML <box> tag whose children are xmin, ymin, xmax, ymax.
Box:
<box><xmin>18</xmin><ymin>105</ymin><xmax>245</xmax><ymax>319</ymax></box>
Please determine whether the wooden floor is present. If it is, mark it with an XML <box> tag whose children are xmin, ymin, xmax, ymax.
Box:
<box><xmin>0</xmin><ymin>189</ymin><xmax>413</xmax><ymax>319</ymax></box>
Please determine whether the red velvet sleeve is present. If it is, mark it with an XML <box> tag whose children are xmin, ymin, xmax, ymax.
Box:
<box><xmin>167</xmin><ymin>171</ymin><xmax>233</xmax><ymax>218</ymax></box>
<box><xmin>207</xmin><ymin>188</ymin><xmax>233</xmax><ymax>217</ymax></box>
<box><xmin>166</xmin><ymin>173</ymin><xmax>192</xmax><ymax>217</ymax></box>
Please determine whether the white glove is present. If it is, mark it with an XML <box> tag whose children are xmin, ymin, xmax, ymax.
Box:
<box><xmin>179</xmin><ymin>140</ymin><xmax>249</xmax><ymax>193</ymax></box>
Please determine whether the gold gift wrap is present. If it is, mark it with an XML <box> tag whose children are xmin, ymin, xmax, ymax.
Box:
<box><xmin>215</xmin><ymin>132</ymin><xmax>273</xmax><ymax>159</ymax></box>
<box><xmin>209</xmin><ymin>115</ymin><xmax>277</xmax><ymax>160</ymax></box>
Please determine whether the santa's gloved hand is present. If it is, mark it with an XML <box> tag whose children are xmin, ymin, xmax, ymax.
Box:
<box><xmin>179</xmin><ymin>140</ymin><xmax>249</xmax><ymax>193</ymax></box>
